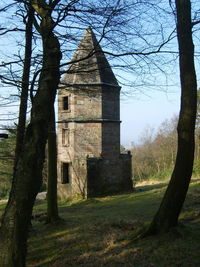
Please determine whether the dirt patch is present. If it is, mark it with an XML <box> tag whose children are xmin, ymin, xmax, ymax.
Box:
<box><xmin>0</xmin><ymin>199</ymin><xmax>7</xmax><ymax>204</ymax></box>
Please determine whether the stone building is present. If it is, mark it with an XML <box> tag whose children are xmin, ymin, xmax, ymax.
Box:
<box><xmin>57</xmin><ymin>28</ymin><xmax>132</xmax><ymax>199</ymax></box>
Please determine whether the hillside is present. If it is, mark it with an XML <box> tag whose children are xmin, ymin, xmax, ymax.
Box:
<box><xmin>1</xmin><ymin>180</ymin><xmax>199</xmax><ymax>266</ymax></box>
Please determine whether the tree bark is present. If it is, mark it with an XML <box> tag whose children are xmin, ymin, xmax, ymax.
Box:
<box><xmin>46</xmin><ymin>107</ymin><xmax>59</xmax><ymax>223</ymax></box>
<box><xmin>14</xmin><ymin>3</ymin><xmax>34</xmax><ymax>169</ymax></box>
<box><xmin>145</xmin><ymin>0</ymin><xmax>197</xmax><ymax>235</ymax></box>
<box><xmin>0</xmin><ymin>3</ymin><xmax>61</xmax><ymax>265</ymax></box>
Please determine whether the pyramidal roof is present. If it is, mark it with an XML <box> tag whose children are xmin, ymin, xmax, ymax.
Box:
<box><xmin>62</xmin><ymin>27</ymin><xmax>119</xmax><ymax>86</ymax></box>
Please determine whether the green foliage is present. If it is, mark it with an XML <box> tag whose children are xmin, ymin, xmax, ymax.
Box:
<box><xmin>0</xmin><ymin>185</ymin><xmax>11</xmax><ymax>199</ymax></box>
<box><xmin>192</xmin><ymin>159</ymin><xmax>200</xmax><ymax>177</ymax></box>
<box><xmin>0</xmin><ymin>128</ymin><xmax>15</xmax><ymax>199</ymax></box>
<box><xmin>132</xmin><ymin>116</ymin><xmax>178</xmax><ymax>182</ymax></box>
<box><xmin>151</xmin><ymin>167</ymin><xmax>173</xmax><ymax>180</ymax></box>
<box><xmin>133</xmin><ymin>113</ymin><xmax>200</xmax><ymax>182</ymax></box>
<box><xmin>0</xmin><ymin>126</ymin><xmax>48</xmax><ymax>199</ymax></box>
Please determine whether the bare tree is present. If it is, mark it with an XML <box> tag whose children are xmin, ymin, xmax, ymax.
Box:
<box><xmin>14</xmin><ymin>2</ymin><xmax>34</xmax><ymax>176</ymax></box>
<box><xmin>46</xmin><ymin>107</ymin><xmax>59</xmax><ymax>223</ymax></box>
<box><xmin>0</xmin><ymin>0</ymin><xmax>62</xmax><ymax>264</ymax></box>
<box><xmin>144</xmin><ymin>0</ymin><xmax>198</xmax><ymax>235</ymax></box>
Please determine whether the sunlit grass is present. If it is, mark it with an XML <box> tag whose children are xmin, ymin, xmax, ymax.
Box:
<box><xmin>24</xmin><ymin>179</ymin><xmax>200</xmax><ymax>266</ymax></box>
<box><xmin>0</xmin><ymin>180</ymin><xmax>199</xmax><ymax>266</ymax></box>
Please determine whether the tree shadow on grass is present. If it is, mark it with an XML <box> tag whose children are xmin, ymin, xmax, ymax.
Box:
<box><xmin>28</xmin><ymin>217</ymin><xmax>200</xmax><ymax>267</ymax></box>
<box><xmin>28</xmin><ymin>179</ymin><xmax>200</xmax><ymax>267</ymax></box>
<box><xmin>28</xmin><ymin>218</ymin><xmax>142</xmax><ymax>267</ymax></box>
<box><xmin>135</xmin><ymin>182</ymin><xmax>168</xmax><ymax>193</ymax></box>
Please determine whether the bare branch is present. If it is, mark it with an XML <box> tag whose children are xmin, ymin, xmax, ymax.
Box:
<box><xmin>0</xmin><ymin>27</ymin><xmax>25</xmax><ymax>36</ymax></box>
<box><xmin>192</xmin><ymin>20</ymin><xmax>200</xmax><ymax>27</ymax></box>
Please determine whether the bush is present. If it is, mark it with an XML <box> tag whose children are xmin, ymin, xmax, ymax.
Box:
<box><xmin>192</xmin><ymin>160</ymin><xmax>200</xmax><ymax>177</ymax></box>
<box><xmin>0</xmin><ymin>185</ymin><xmax>11</xmax><ymax>199</ymax></box>
<box><xmin>151</xmin><ymin>167</ymin><xmax>173</xmax><ymax>180</ymax></box>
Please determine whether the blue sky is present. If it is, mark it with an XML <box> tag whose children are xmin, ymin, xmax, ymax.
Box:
<box><xmin>120</xmin><ymin>89</ymin><xmax>180</xmax><ymax>146</ymax></box>
<box><xmin>0</xmin><ymin>0</ymin><xmax>198</xmax><ymax>144</ymax></box>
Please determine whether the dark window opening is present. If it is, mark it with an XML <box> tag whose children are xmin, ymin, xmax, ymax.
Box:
<box><xmin>61</xmin><ymin>162</ymin><xmax>70</xmax><ymax>184</ymax></box>
<box><xmin>63</xmin><ymin>96</ymin><xmax>69</xmax><ymax>110</ymax></box>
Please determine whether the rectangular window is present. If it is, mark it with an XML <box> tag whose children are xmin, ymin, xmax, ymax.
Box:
<box><xmin>62</xmin><ymin>128</ymin><xmax>69</xmax><ymax>146</ymax></box>
<box><xmin>63</xmin><ymin>96</ymin><xmax>69</xmax><ymax>110</ymax></box>
<box><xmin>64</xmin><ymin>122</ymin><xmax>68</xmax><ymax>129</ymax></box>
<box><xmin>61</xmin><ymin>162</ymin><xmax>70</xmax><ymax>184</ymax></box>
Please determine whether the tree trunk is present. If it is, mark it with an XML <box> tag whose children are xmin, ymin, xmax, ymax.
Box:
<box><xmin>0</xmin><ymin>9</ymin><xmax>61</xmax><ymax>266</ymax></box>
<box><xmin>145</xmin><ymin>0</ymin><xmax>197</xmax><ymax>235</ymax></box>
<box><xmin>46</xmin><ymin>107</ymin><xmax>59</xmax><ymax>223</ymax></box>
<box><xmin>14</xmin><ymin>3</ymin><xmax>34</xmax><ymax>169</ymax></box>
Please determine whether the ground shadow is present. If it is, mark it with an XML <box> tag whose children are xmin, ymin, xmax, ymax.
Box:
<box><xmin>134</xmin><ymin>182</ymin><xmax>168</xmax><ymax>193</ymax></box>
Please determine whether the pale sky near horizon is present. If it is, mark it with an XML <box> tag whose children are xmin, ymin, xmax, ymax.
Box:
<box><xmin>120</xmin><ymin>89</ymin><xmax>180</xmax><ymax>146</ymax></box>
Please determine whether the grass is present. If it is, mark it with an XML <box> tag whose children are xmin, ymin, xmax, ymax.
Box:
<box><xmin>1</xmin><ymin>179</ymin><xmax>200</xmax><ymax>266</ymax></box>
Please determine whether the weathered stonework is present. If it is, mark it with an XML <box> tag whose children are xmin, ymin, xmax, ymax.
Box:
<box><xmin>57</xmin><ymin>27</ymin><xmax>133</xmax><ymax>199</ymax></box>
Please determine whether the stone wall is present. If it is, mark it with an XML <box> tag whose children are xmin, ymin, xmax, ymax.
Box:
<box><xmin>58</xmin><ymin>86</ymin><xmax>102</xmax><ymax>121</ymax></box>
<box><xmin>87</xmin><ymin>153</ymin><xmax>133</xmax><ymax>197</ymax></box>
<box><xmin>102</xmin><ymin>86</ymin><xmax>120</xmax><ymax>120</ymax></box>
<box><xmin>74</xmin><ymin>123</ymin><xmax>102</xmax><ymax>158</ymax></box>
<box><xmin>57</xmin><ymin>157</ymin><xmax>88</xmax><ymax>199</ymax></box>
<box><xmin>102</xmin><ymin>122</ymin><xmax>120</xmax><ymax>158</ymax></box>
<box><xmin>58</xmin><ymin>152</ymin><xmax>133</xmax><ymax>199</ymax></box>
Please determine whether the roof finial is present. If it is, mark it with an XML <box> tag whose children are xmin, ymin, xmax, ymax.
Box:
<box><xmin>86</xmin><ymin>26</ymin><xmax>93</xmax><ymax>33</ymax></box>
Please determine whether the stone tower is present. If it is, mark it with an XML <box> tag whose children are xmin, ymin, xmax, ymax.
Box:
<box><xmin>57</xmin><ymin>28</ymin><xmax>132</xmax><ymax>199</ymax></box>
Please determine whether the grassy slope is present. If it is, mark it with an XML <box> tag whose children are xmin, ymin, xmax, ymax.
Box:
<box><xmin>1</xmin><ymin>180</ymin><xmax>200</xmax><ymax>266</ymax></box>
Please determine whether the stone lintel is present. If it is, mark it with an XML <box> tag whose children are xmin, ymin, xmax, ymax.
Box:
<box><xmin>57</xmin><ymin>119</ymin><xmax>121</xmax><ymax>123</ymax></box>
<box><xmin>59</xmin><ymin>82</ymin><xmax>121</xmax><ymax>89</ymax></box>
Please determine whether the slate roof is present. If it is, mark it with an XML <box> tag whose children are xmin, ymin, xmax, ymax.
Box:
<box><xmin>62</xmin><ymin>27</ymin><xmax>119</xmax><ymax>87</ymax></box>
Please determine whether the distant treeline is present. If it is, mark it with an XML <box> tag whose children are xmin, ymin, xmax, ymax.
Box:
<box><xmin>131</xmin><ymin>113</ymin><xmax>200</xmax><ymax>182</ymax></box>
